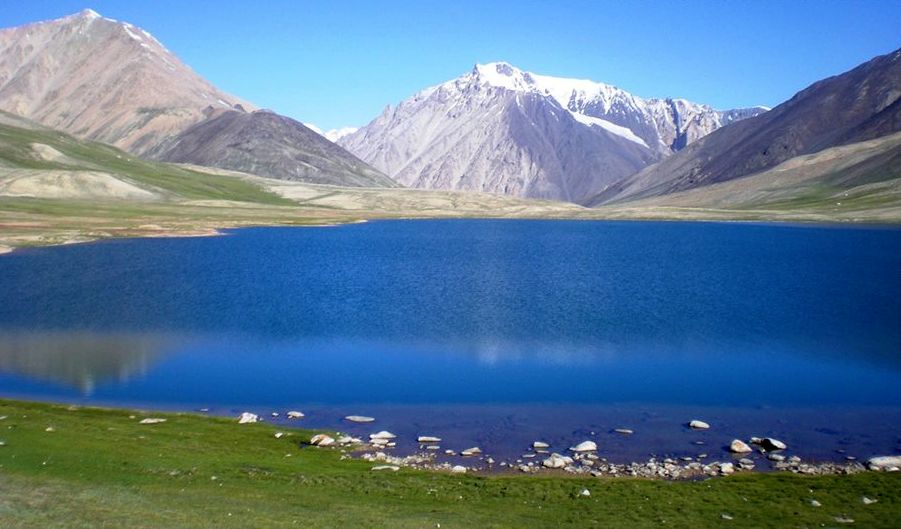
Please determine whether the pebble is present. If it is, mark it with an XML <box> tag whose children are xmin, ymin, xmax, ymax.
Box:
<box><xmin>809</xmin><ymin>499</ymin><xmax>821</xmax><ymax>507</ymax></box>
<box><xmin>274</xmin><ymin>432</ymin><xmax>285</xmax><ymax>439</ymax></box>
<box><xmin>861</xmin><ymin>496</ymin><xmax>878</xmax><ymax>505</ymax></box>
<box><xmin>345</xmin><ymin>415</ymin><xmax>375</xmax><ymax>423</ymax></box>
<box><xmin>834</xmin><ymin>516</ymin><xmax>855</xmax><ymax>524</ymax></box>
<box><xmin>688</xmin><ymin>420</ymin><xmax>710</xmax><ymax>430</ymax></box>
<box><xmin>45</xmin><ymin>427</ymin><xmax>55</xmax><ymax>432</ymax></box>
<box><xmin>371</xmin><ymin>465</ymin><xmax>400</xmax><ymax>472</ymax></box>
<box><xmin>721</xmin><ymin>514</ymin><xmax>733</xmax><ymax>520</ymax></box>
<box><xmin>138</xmin><ymin>418</ymin><xmax>166</xmax><ymax>425</ymax></box>
<box><xmin>579</xmin><ymin>489</ymin><xmax>591</xmax><ymax>497</ymax></box>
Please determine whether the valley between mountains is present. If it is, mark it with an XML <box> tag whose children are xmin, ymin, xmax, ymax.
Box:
<box><xmin>0</xmin><ymin>9</ymin><xmax>899</xmax><ymax>254</ymax></box>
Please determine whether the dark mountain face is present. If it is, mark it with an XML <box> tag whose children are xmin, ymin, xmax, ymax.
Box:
<box><xmin>592</xmin><ymin>47</ymin><xmax>901</xmax><ymax>205</ymax></box>
<box><xmin>149</xmin><ymin>110</ymin><xmax>398</xmax><ymax>188</ymax></box>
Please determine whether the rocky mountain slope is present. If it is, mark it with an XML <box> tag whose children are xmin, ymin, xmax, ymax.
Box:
<box><xmin>150</xmin><ymin>109</ymin><xmax>397</xmax><ymax>187</ymax></box>
<box><xmin>591</xmin><ymin>47</ymin><xmax>901</xmax><ymax>205</ymax></box>
<box><xmin>0</xmin><ymin>10</ymin><xmax>394</xmax><ymax>188</ymax></box>
<box><xmin>0</xmin><ymin>9</ymin><xmax>252</xmax><ymax>155</ymax></box>
<box><xmin>339</xmin><ymin>62</ymin><xmax>764</xmax><ymax>203</ymax></box>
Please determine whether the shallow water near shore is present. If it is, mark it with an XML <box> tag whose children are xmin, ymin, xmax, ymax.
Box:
<box><xmin>1</xmin><ymin>220</ymin><xmax>900</xmax><ymax>464</ymax></box>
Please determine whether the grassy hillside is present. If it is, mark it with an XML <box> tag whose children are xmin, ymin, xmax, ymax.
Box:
<box><xmin>593</xmin><ymin>133</ymin><xmax>901</xmax><ymax>222</ymax></box>
<box><xmin>0</xmin><ymin>112</ymin><xmax>293</xmax><ymax>204</ymax></box>
<box><xmin>0</xmin><ymin>399</ymin><xmax>897</xmax><ymax>528</ymax></box>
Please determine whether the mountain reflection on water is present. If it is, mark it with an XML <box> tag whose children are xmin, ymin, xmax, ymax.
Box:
<box><xmin>0</xmin><ymin>331</ymin><xmax>169</xmax><ymax>394</ymax></box>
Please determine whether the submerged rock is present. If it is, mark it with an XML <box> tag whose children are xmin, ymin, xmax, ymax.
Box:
<box><xmin>286</xmin><ymin>411</ymin><xmax>304</xmax><ymax>419</ymax></box>
<box><xmin>689</xmin><ymin>420</ymin><xmax>710</xmax><ymax>430</ymax></box>
<box><xmin>614</xmin><ymin>428</ymin><xmax>634</xmax><ymax>435</ymax></box>
<box><xmin>461</xmin><ymin>447</ymin><xmax>482</xmax><ymax>457</ymax></box>
<box><xmin>237</xmin><ymin>412</ymin><xmax>258</xmax><ymax>424</ymax></box>
<box><xmin>729</xmin><ymin>439</ymin><xmax>753</xmax><ymax>453</ymax></box>
<box><xmin>345</xmin><ymin>415</ymin><xmax>375</xmax><ymax>423</ymax></box>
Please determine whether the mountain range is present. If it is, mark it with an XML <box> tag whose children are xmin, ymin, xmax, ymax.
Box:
<box><xmin>0</xmin><ymin>10</ymin><xmax>898</xmax><ymax>215</ymax></box>
<box><xmin>338</xmin><ymin>62</ymin><xmax>765</xmax><ymax>203</ymax></box>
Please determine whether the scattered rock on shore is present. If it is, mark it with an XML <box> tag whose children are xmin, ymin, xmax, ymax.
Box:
<box><xmin>418</xmin><ymin>436</ymin><xmax>442</xmax><ymax>443</ymax></box>
<box><xmin>570</xmin><ymin>440</ymin><xmax>597</xmax><ymax>453</ymax></box>
<box><xmin>371</xmin><ymin>465</ymin><xmax>400</xmax><ymax>472</ymax></box>
<box><xmin>451</xmin><ymin>465</ymin><xmax>467</xmax><ymax>474</ymax></box>
<box><xmin>461</xmin><ymin>447</ymin><xmax>482</xmax><ymax>456</ymax></box>
<box><xmin>139</xmin><ymin>418</ymin><xmax>166</xmax><ymax>425</ymax></box>
<box><xmin>310</xmin><ymin>434</ymin><xmax>336</xmax><ymax>447</ymax></box>
<box><xmin>867</xmin><ymin>455</ymin><xmax>901</xmax><ymax>471</ymax></box>
<box><xmin>542</xmin><ymin>453</ymin><xmax>573</xmax><ymax>469</ymax></box>
<box><xmin>754</xmin><ymin>437</ymin><xmax>787</xmax><ymax>451</ymax></box>
<box><xmin>370</xmin><ymin>431</ymin><xmax>397</xmax><ymax>440</ymax></box>
<box><xmin>532</xmin><ymin>441</ymin><xmax>550</xmax><ymax>449</ymax></box>
<box><xmin>729</xmin><ymin>439</ymin><xmax>752</xmax><ymax>453</ymax></box>
<box><xmin>237</xmin><ymin>412</ymin><xmax>258</xmax><ymax>424</ymax></box>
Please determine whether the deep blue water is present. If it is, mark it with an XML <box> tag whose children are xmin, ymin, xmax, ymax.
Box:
<box><xmin>1</xmin><ymin>220</ymin><xmax>900</xmax><ymax>462</ymax></box>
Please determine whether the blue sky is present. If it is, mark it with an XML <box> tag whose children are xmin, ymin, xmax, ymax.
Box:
<box><xmin>5</xmin><ymin>1</ymin><xmax>901</xmax><ymax>129</ymax></box>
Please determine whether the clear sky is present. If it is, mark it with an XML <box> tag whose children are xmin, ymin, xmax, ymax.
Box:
<box><xmin>5</xmin><ymin>1</ymin><xmax>901</xmax><ymax>130</ymax></box>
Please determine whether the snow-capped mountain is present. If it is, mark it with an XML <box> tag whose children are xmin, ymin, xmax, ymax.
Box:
<box><xmin>0</xmin><ymin>9</ymin><xmax>253</xmax><ymax>155</ymax></box>
<box><xmin>340</xmin><ymin>62</ymin><xmax>765</xmax><ymax>203</ymax></box>
<box><xmin>304</xmin><ymin>123</ymin><xmax>359</xmax><ymax>143</ymax></box>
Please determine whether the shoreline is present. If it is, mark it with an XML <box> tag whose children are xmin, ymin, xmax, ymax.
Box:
<box><xmin>2</xmin><ymin>396</ymin><xmax>896</xmax><ymax>481</ymax></box>
<box><xmin>2</xmin><ymin>213</ymin><xmax>899</xmax><ymax>256</ymax></box>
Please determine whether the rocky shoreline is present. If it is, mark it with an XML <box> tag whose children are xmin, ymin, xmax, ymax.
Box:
<box><xmin>235</xmin><ymin>411</ymin><xmax>901</xmax><ymax>480</ymax></box>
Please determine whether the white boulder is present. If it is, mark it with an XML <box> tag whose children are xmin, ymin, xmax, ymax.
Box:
<box><xmin>569</xmin><ymin>441</ymin><xmax>598</xmax><ymax>453</ymax></box>
<box><xmin>310</xmin><ymin>434</ymin><xmax>336</xmax><ymax>447</ymax></box>
<box><xmin>729</xmin><ymin>439</ymin><xmax>753</xmax><ymax>453</ymax></box>
<box><xmin>689</xmin><ymin>420</ymin><xmax>710</xmax><ymax>430</ymax></box>
<box><xmin>238</xmin><ymin>412</ymin><xmax>258</xmax><ymax>424</ymax></box>
<box><xmin>868</xmin><ymin>455</ymin><xmax>901</xmax><ymax>471</ymax></box>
